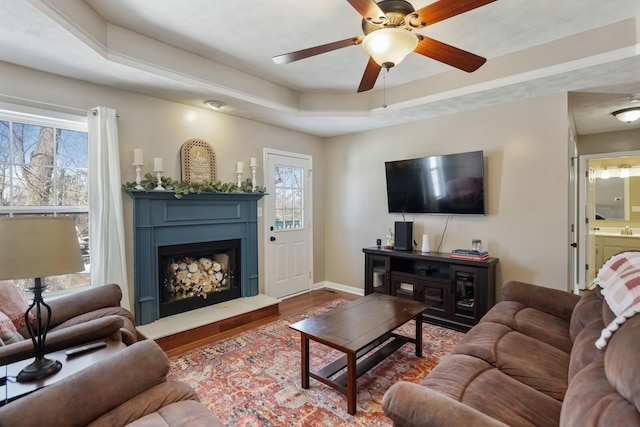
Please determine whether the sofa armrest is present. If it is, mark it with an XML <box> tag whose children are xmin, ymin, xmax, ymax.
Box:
<box><xmin>501</xmin><ymin>280</ymin><xmax>580</xmax><ymax>321</ymax></box>
<box><xmin>46</xmin><ymin>284</ymin><xmax>123</xmax><ymax>327</ymax></box>
<box><xmin>0</xmin><ymin>315</ymin><xmax>124</xmax><ymax>365</ymax></box>
<box><xmin>382</xmin><ymin>382</ymin><xmax>509</xmax><ymax>427</ymax></box>
<box><xmin>0</xmin><ymin>340</ymin><xmax>169</xmax><ymax>427</ymax></box>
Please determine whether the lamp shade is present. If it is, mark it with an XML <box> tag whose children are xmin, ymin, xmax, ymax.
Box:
<box><xmin>612</xmin><ymin>107</ymin><xmax>640</xmax><ymax>123</ymax></box>
<box><xmin>0</xmin><ymin>216</ymin><xmax>84</xmax><ymax>280</ymax></box>
<box><xmin>362</xmin><ymin>27</ymin><xmax>418</xmax><ymax>68</ymax></box>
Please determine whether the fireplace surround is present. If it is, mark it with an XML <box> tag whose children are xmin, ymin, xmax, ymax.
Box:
<box><xmin>129</xmin><ymin>191</ymin><xmax>265</xmax><ymax>325</ymax></box>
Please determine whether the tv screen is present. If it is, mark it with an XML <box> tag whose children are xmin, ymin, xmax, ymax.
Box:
<box><xmin>385</xmin><ymin>151</ymin><xmax>486</xmax><ymax>215</ymax></box>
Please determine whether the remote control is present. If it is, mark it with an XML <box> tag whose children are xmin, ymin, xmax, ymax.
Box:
<box><xmin>65</xmin><ymin>341</ymin><xmax>107</xmax><ymax>357</ymax></box>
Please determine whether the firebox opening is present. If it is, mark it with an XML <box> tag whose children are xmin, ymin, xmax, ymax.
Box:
<box><xmin>158</xmin><ymin>239</ymin><xmax>241</xmax><ymax>318</ymax></box>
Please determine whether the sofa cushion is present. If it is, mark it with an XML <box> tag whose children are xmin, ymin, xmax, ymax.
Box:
<box><xmin>453</xmin><ymin>322</ymin><xmax>569</xmax><ymax>400</ymax></box>
<box><xmin>567</xmin><ymin>318</ymin><xmax>604</xmax><ymax>382</ymax></box>
<box><xmin>124</xmin><ymin>401</ymin><xmax>224</xmax><ymax>427</ymax></box>
<box><xmin>0</xmin><ymin>310</ymin><xmax>24</xmax><ymax>345</ymax></box>
<box><xmin>51</xmin><ymin>306</ymin><xmax>138</xmax><ymax>345</ymax></box>
<box><xmin>569</xmin><ymin>289</ymin><xmax>602</xmax><ymax>341</ymax></box>
<box><xmin>422</xmin><ymin>354</ymin><xmax>562</xmax><ymax>427</ymax></box>
<box><xmin>480</xmin><ymin>301</ymin><xmax>573</xmax><ymax>353</ymax></box>
<box><xmin>604</xmin><ymin>314</ymin><xmax>640</xmax><ymax>412</ymax></box>
<box><xmin>0</xmin><ymin>280</ymin><xmax>34</xmax><ymax>331</ymax></box>
<box><xmin>0</xmin><ymin>310</ymin><xmax>16</xmax><ymax>335</ymax></box>
<box><xmin>560</xmin><ymin>359</ymin><xmax>640</xmax><ymax>426</ymax></box>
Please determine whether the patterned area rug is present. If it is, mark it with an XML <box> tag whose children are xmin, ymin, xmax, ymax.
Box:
<box><xmin>169</xmin><ymin>298</ymin><xmax>464</xmax><ymax>426</ymax></box>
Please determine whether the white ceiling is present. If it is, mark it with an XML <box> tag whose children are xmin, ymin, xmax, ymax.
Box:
<box><xmin>1</xmin><ymin>0</ymin><xmax>639</xmax><ymax>137</ymax></box>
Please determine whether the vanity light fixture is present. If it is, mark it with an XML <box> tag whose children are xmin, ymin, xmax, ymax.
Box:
<box><xmin>204</xmin><ymin>100</ymin><xmax>225</xmax><ymax>110</ymax></box>
<box><xmin>619</xmin><ymin>165</ymin><xmax>631</xmax><ymax>179</ymax></box>
<box><xmin>600</xmin><ymin>168</ymin><xmax>610</xmax><ymax>179</ymax></box>
<box><xmin>612</xmin><ymin>107</ymin><xmax>640</xmax><ymax>123</ymax></box>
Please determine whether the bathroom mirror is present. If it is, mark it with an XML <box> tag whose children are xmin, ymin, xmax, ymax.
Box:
<box><xmin>595</xmin><ymin>176</ymin><xmax>640</xmax><ymax>221</ymax></box>
<box><xmin>595</xmin><ymin>178</ymin><xmax>625</xmax><ymax>220</ymax></box>
<box><xmin>591</xmin><ymin>155</ymin><xmax>640</xmax><ymax>223</ymax></box>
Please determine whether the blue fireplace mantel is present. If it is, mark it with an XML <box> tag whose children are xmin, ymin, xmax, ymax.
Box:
<box><xmin>129</xmin><ymin>191</ymin><xmax>265</xmax><ymax>325</ymax></box>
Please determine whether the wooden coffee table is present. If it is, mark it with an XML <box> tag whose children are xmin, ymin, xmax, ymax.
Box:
<box><xmin>289</xmin><ymin>293</ymin><xmax>430</xmax><ymax>414</ymax></box>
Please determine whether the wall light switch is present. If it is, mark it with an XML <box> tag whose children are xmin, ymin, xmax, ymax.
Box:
<box><xmin>257</xmin><ymin>207</ymin><xmax>263</xmax><ymax>217</ymax></box>
<box><xmin>632</xmin><ymin>206</ymin><xmax>640</xmax><ymax>213</ymax></box>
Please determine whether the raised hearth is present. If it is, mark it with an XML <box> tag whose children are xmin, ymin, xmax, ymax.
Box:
<box><xmin>129</xmin><ymin>191</ymin><xmax>265</xmax><ymax>325</ymax></box>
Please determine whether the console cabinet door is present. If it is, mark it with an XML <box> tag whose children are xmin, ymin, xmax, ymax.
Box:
<box><xmin>391</xmin><ymin>272</ymin><xmax>451</xmax><ymax>320</ymax></box>
<box><xmin>365</xmin><ymin>254</ymin><xmax>390</xmax><ymax>295</ymax></box>
<box><xmin>450</xmin><ymin>265</ymin><xmax>488</xmax><ymax>326</ymax></box>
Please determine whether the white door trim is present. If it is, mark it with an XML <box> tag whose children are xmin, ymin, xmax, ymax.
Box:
<box><xmin>262</xmin><ymin>148</ymin><xmax>313</xmax><ymax>298</ymax></box>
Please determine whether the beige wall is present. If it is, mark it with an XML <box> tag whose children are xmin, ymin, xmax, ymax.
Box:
<box><xmin>578</xmin><ymin>128</ymin><xmax>640</xmax><ymax>155</ymax></box>
<box><xmin>323</xmin><ymin>93</ymin><xmax>571</xmax><ymax>298</ymax></box>
<box><xmin>0</xmin><ymin>62</ymin><xmax>326</xmax><ymax>304</ymax></box>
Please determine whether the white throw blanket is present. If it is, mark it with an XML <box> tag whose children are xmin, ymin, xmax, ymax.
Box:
<box><xmin>593</xmin><ymin>251</ymin><xmax>640</xmax><ymax>349</ymax></box>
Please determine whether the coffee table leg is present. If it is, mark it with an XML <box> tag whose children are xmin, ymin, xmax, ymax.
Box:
<box><xmin>415</xmin><ymin>314</ymin><xmax>423</xmax><ymax>357</ymax></box>
<box><xmin>347</xmin><ymin>351</ymin><xmax>357</xmax><ymax>415</ymax></box>
<box><xmin>301</xmin><ymin>334</ymin><xmax>309</xmax><ymax>389</ymax></box>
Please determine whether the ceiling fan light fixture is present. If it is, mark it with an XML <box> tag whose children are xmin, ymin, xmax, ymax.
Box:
<box><xmin>612</xmin><ymin>107</ymin><xmax>640</xmax><ymax>123</ymax></box>
<box><xmin>362</xmin><ymin>27</ymin><xmax>418</xmax><ymax>68</ymax></box>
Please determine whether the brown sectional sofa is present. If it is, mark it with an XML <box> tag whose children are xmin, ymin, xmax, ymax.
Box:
<box><xmin>0</xmin><ymin>339</ymin><xmax>222</xmax><ymax>426</ymax></box>
<box><xmin>382</xmin><ymin>279</ymin><xmax>640</xmax><ymax>426</ymax></box>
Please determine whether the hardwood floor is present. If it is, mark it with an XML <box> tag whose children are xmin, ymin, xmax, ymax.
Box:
<box><xmin>161</xmin><ymin>289</ymin><xmax>361</xmax><ymax>357</ymax></box>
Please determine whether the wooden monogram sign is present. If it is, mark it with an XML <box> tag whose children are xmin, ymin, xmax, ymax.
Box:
<box><xmin>180</xmin><ymin>139</ymin><xmax>216</xmax><ymax>183</ymax></box>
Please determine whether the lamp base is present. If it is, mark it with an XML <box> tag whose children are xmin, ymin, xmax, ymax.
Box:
<box><xmin>16</xmin><ymin>357</ymin><xmax>62</xmax><ymax>383</ymax></box>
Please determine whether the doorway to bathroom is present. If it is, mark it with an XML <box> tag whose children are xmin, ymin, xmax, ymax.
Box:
<box><xmin>578</xmin><ymin>150</ymin><xmax>640</xmax><ymax>291</ymax></box>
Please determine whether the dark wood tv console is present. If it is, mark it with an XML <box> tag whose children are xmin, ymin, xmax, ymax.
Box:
<box><xmin>363</xmin><ymin>247</ymin><xmax>498</xmax><ymax>332</ymax></box>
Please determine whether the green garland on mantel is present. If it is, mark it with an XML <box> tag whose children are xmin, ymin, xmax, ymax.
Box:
<box><xmin>123</xmin><ymin>172</ymin><xmax>266</xmax><ymax>199</ymax></box>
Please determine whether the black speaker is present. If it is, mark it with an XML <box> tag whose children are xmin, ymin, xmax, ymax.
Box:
<box><xmin>394</xmin><ymin>221</ymin><xmax>413</xmax><ymax>251</ymax></box>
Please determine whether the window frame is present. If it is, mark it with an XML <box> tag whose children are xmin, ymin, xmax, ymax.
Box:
<box><xmin>0</xmin><ymin>107</ymin><xmax>90</xmax><ymax>296</ymax></box>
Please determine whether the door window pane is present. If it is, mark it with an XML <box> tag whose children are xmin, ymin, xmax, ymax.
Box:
<box><xmin>274</xmin><ymin>165</ymin><xmax>304</xmax><ymax>231</ymax></box>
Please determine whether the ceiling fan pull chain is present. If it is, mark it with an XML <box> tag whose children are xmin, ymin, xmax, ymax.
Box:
<box><xmin>382</xmin><ymin>66</ymin><xmax>388</xmax><ymax>108</ymax></box>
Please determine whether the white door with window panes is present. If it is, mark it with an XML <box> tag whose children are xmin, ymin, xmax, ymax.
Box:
<box><xmin>264</xmin><ymin>150</ymin><xmax>312</xmax><ymax>299</ymax></box>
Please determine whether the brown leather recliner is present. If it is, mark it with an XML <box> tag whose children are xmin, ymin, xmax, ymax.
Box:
<box><xmin>0</xmin><ymin>340</ymin><xmax>223</xmax><ymax>426</ymax></box>
<box><xmin>0</xmin><ymin>283</ymin><xmax>144</xmax><ymax>365</ymax></box>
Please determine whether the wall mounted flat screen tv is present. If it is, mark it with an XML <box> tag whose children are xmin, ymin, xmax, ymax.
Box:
<box><xmin>385</xmin><ymin>150</ymin><xmax>486</xmax><ymax>215</ymax></box>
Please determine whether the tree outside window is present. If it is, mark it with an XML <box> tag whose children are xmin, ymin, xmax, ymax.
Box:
<box><xmin>0</xmin><ymin>113</ymin><xmax>90</xmax><ymax>293</ymax></box>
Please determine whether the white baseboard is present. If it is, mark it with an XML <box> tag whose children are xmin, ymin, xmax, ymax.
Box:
<box><xmin>313</xmin><ymin>281</ymin><xmax>365</xmax><ymax>296</ymax></box>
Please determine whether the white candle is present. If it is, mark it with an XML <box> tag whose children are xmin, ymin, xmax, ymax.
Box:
<box><xmin>154</xmin><ymin>157</ymin><xmax>163</xmax><ymax>171</ymax></box>
<box><xmin>133</xmin><ymin>148</ymin><xmax>143</xmax><ymax>164</ymax></box>
<box><xmin>236</xmin><ymin>161</ymin><xmax>244</xmax><ymax>174</ymax></box>
<box><xmin>250</xmin><ymin>157</ymin><xmax>258</xmax><ymax>167</ymax></box>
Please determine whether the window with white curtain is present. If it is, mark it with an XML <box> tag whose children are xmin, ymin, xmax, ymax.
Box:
<box><xmin>0</xmin><ymin>109</ymin><xmax>90</xmax><ymax>294</ymax></box>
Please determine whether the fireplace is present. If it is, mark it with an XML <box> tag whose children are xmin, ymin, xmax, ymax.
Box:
<box><xmin>129</xmin><ymin>191</ymin><xmax>265</xmax><ymax>325</ymax></box>
<box><xmin>159</xmin><ymin>239</ymin><xmax>241</xmax><ymax>318</ymax></box>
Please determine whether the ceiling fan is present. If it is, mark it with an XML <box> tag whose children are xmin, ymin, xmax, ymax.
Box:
<box><xmin>272</xmin><ymin>0</ymin><xmax>496</xmax><ymax>92</ymax></box>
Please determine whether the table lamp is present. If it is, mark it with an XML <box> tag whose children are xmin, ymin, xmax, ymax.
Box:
<box><xmin>0</xmin><ymin>216</ymin><xmax>84</xmax><ymax>382</ymax></box>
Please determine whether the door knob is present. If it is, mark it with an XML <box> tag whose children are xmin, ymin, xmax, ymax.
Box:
<box><xmin>270</xmin><ymin>236</ymin><xmax>276</xmax><ymax>241</ymax></box>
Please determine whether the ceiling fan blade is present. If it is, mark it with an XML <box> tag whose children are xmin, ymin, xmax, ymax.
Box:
<box><xmin>357</xmin><ymin>57</ymin><xmax>382</xmax><ymax>93</ymax></box>
<box><xmin>273</xmin><ymin>36</ymin><xmax>363</xmax><ymax>64</ymax></box>
<box><xmin>414</xmin><ymin>36</ymin><xmax>486</xmax><ymax>72</ymax></box>
<box><xmin>345</xmin><ymin>0</ymin><xmax>387</xmax><ymax>23</ymax></box>
<box><xmin>409</xmin><ymin>0</ymin><xmax>496</xmax><ymax>27</ymax></box>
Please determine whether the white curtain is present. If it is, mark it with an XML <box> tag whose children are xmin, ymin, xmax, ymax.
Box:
<box><xmin>87</xmin><ymin>107</ymin><xmax>131</xmax><ymax>310</ymax></box>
